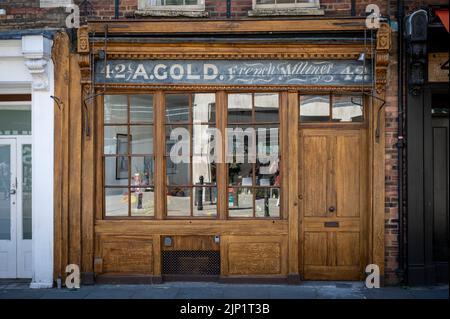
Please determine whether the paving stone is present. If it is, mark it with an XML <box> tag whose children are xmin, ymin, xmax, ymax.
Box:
<box><xmin>175</xmin><ymin>287</ymin><xmax>225</xmax><ymax>299</ymax></box>
<box><xmin>131</xmin><ymin>287</ymin><xmax>180</xmax><ymax>299</ymax></box>
<box><xmin>268</xmin><ymin>286</ymin><xmax>318</xmax><ymax>299</ymax></box>
<box><xmin>0</xmin><ymin>282</ymin><xmax>447</xmax><ymax>299</ymax></box>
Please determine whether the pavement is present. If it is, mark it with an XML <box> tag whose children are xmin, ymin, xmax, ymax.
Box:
<box><xmin>0</xmin><ymin>280</ymin><xmax>448</xmax><ymax>299</ymax></box>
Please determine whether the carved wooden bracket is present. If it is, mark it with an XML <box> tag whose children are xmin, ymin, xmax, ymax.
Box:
<box><xmin>375</xmin><ymin>23</ymin><xmax>391</xmax><ymax>94</ymax></box>
<box><xmin>77</xmin><ymin>26</ymin><xmax>93</xmax><ymax>137</ymax></box>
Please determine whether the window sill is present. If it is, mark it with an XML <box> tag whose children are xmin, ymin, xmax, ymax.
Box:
<box><xmin>248</xmin><ymin>8</ymin><xmax>325</xmax><ymax>17</ymax></box>
<box><xmin>135</xmin><ymin>9</ymin><xmax>209</xmax><ymax>18</ymax></box>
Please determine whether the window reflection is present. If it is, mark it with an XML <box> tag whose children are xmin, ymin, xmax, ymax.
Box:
<box><xmin>332</xmin><ymin>95</ymin><xmax>364</xmax><ymax>122</ymax></box>
<box><xmin>228</xmin><ymin>93</ymin><xmax>252</xmax><ymax>123</ymax></box>
<box><xmin>104</xmin><ymin>95</ymin><xmax>127</xmax><ymax>124</ymax></box>
<box><xmin>255</xmin><ymin>93</ymin><xmax>279</xmax><ymax>122</ymax></box>
<box><xmin>130</xmin><ymin>95</ymin><xmax>153</xmax><ymax>123</ymax></box>
<box><xmin>105</xmin><ymin>188</ymin><xmax>128</xmax><ymax>217</ymax></box>
<box><xmin>228</xmin><ymin>188</ymin><xmax>254</xmax><ymax>217</ymax></box>
<box><xmin>193</xmin><ymin>93</ymin><xmax>215</xmax><ymax>123</ymax></box>
<box><xmin>300</xmin><ymin>95</ymin><xmax>330</xmax><ymax>122</ymax></box>
<box><xmin>166</xmin><ymin>94</ymin><xmax>189</xmax><ymax>123</ymax></box>
<box><xmin>167</xmin><ymin>187</ymin><xmax>191</xmax><ymax>217</ymax></box>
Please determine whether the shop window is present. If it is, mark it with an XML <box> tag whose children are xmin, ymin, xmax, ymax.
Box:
<box><xmin>227</xmin><ymin>93</ymin><xmax>281</xmax><ymax>218</ymax></box>
<box><xmin>103</xmin><ymin>95</ymin><xmax>155</xmax><ymax>218</ymax></box>
<box><xmin>253</xmin><ymin>0</ymin><xmax>320</xmax><ymax>9</ymax></box>
<box><xmin>138</xmin><ymin>0</ymin><xmax>205</xmax><ymax>11</ymax></box>
<box><xmin>300</xmin><ymin>94</ymin><xmax>364</xmax><ymax>123</ymax></box>
<box><xmin>165</xmin><ymin>93</ymin><xmax>217</xmax><ymax>218</ymax></box>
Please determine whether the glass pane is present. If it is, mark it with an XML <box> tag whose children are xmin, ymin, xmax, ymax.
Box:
<box><xmin>257</xmin><ymin>0</ymin><xmax>275</xmax><ymax>4</ymax></box>
<box><xmin>166</xmin><ymin>0</ymin><xmax>184</xmax><ymax>5</ymax></box>
<box><xmin>256</xmin><ymin>125</ymin><xmax>279</xmax><ymax>185</ymax></box>
<box><xmin>130</xmin><ymin>95</ymin><xmax>153</xmax><ymax>124</ymax></box>
<box><xmin>228</xmin><ymin>163</ymin><xmax>253</xmax><ymax>186</ymax></box>
<box><xmin>131</xmin><ymin>156</ymin><xmax>154</xmax><ymax>187</ymax></box>
<box><xmin>185</xmin><ymin>0</ymin><xmax>198</xmax><ymax>4</ymax></box>
<box><xmin>228</xmin><ymin>93</ymin><xmax>252</xmax><ymax>123</ymax></box>
<box><xmin>228</xmin><ymin>188</ymin><xmax>253</xmax><ymax>217</ymax></box>
<box><xmin>130</xmin><ymin>125</ymin><xmax>153</xmax><ymax>154</ymax></box>
<box><xmin>131</xmin><ymin>187</ymin><xmax>154</xmax><ymax>217</ymax></box>
<box><xmin>255</xmin><ymin>93</ymin><xmax>279</xmax><ymax>122</ymax></box>
<box><xmin>166</xmin><ymin>159</ymin><xmax>189</xmax><ymax>186</ymax></box>
<box><xmin>104</xmin><ymin>95</ymin><xmax>127</xmax><ymax>124</ymax></box>
<box><xmin>0</xmin><ymin>145</ymin><xmax>11</xmax><ymax>240</ymax></box>
<box><xmin>193</xmin><ymin>123</ymin><xmax>215</xmax><ymax>156</ymax></box>
<box><xmin>0</xmin><ymin>104</ymin><xmax>31</xmax><ymax>135</ymax></box>
<box><xmin>255</xmin><ymin>188</ymin><xmax>280</xmax><ymax>218</ymax></box>
<box><xmin>166</xmin><ymin>94</ymin><xmax>189</xmax><ymax>123</ymax></box>
<box><xmin>226</xmin><ymin>125</ymin><xmax>256</xmax><ymax>164</ymax></box>
<box><xmin>300</xmin><ymin>95</ymin><xmax>330</xmax><ymax>122</ymax></box>
<box><xmin>193</xmin><ymin>93</ymin><xmax>216</xmax><ymax>123</ymax></box>
<box><xmin>167</xmin><ymin>187</ymin><xmax>190</xmax><ymax>216</ymax></box>
<box><xmin>105</xmin><ymin>157</ymin><xmax>129</xmax><ymax>186</ymax></box>
<box><xmin>22</xmin><ymin>144</ymin><xmax>32</xmax><ymax>240</ymax></box>
<box><xmin>332</xmin><ymin>95</ymin><xmax>364</xmax><ymax>122</ymax></box>
<box><xmin>192</xmin><ymin>161</ymin><xmax>216</xmax><ymax>186</ymax></box>
<box><xmin>104</xmin><ymin>126</ymin><xmax>128</xmax><ymax>155</ymax></box>
<box><xmin>165</xmin><ymin>125</ymin><xmax>189</xmax><ymax>156</ymax></box>
<box><xmin>193</xmin><ymin>187</ymin><xmax>217</xmax><ymax>217</ymax></box>
<box><xmin>105</xmin><ymin>188</ymin><xmax>128</xmax><ymax>217</ymax></box>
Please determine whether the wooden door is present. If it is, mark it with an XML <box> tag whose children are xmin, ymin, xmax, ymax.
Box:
<box><xmin>299</xmin><ymin>129</ymin><xmax>368</xmax><ymax>280</ymax></box>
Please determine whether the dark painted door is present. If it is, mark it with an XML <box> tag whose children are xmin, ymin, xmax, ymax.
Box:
<box><xmin>432</xmin><ymin>115</ymin><xmax>449</xmax><ymax>283</ymax></box>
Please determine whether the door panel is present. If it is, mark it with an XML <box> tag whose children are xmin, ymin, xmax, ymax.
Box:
<box><xmin>303</xmin><ymin>136</ymin><xmax>328</xmax><ymax>217</ymax></box>
<box><xmin>300</xmin><ymin>129</ymin><xmax>366</xmax><ymax>280</ymax></box>
<box><xmin>336</xmin><ymin>135</ymin><xmax>360</xmax><ymax>218</ymax></box>
<box><xmin>0</xmin><ymin>140</ymin><xmax>17</xmax><ymax>278</ymax></box>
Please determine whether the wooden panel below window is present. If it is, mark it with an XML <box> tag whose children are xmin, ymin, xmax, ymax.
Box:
<box><xmin>97</xmin><ymin>236</ymin><xmax>154</xmax><ymax>274</ymax></box>
<box><xmin>221</xmin><ymin>236</ymin><xmax>288</xmax><ymax>276</ymax></box>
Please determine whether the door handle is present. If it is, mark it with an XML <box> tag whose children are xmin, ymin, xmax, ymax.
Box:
<box><xmin>328</xmin><ymin>206</ymin><xmax>336</xmax><ymax>212</ymax></box>
<box><xmin>10</xmin><ymin>189</ymin><xmax>16</xmax><ymax>195</ymax></box>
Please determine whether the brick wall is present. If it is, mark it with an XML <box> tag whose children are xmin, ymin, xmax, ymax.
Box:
<box><xmin>0</xmin><ymin>0</ymin><xmax>66</xmax><ymax>31</ymax></box>
<box><xmin>384</xmin><ymin>31</ymin><xmax>400</xmax><ymax>285</ymax></box>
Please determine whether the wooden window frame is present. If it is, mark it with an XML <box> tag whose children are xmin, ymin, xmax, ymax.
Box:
<box><xmin>164</xmin><ymin>92</ymin><xmax>218</xmax><ymax>219</ymax></box>
<box><xmin>252</xmin><ymin>0</ymin><xmax>320</xmax><ymax>10</ymax></box>
<box><xmin>102</xmin><ymin>94</ymin><xmax>157</xmax><ymax>220</ymax></box>
<box><xmin>299</xmin><ymin>92</ymin><xmax>369</xmax><ymax>129</ymax></box>
<box><xmin>226</xmin><ymin>92</ymin><xmax>282</xmax><ymax>220</ymax></box>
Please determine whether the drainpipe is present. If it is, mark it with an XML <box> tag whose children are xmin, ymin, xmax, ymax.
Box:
<box><xmin>396</xmin><ymin>0</ymin><xmax>407</xmax><ymax>284</ymax></box>
<box><xmin>114</xmin><ymin>0</ymin><xmax>120</xmax><ymax>19</ymax></box>
<box><xmin>351</xmin><ymin>0</ymin><xmax>356</xmax><ymax>16</ymax></box>
<box><xmin>226</xmin><ymin>0</ymin><xmax>231</xmax><ymax>18</ymax></box>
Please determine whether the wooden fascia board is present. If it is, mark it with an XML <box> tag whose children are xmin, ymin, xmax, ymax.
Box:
<box><xmin>87</xmin><ymin>18</ymin><xmax>368</xmax><ymax>35</ymax></box>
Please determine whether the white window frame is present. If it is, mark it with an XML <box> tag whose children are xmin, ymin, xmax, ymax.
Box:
<box><xmin>138</xmin><ymin>0</ymin><xmax>205</xmax><ymax>11</ymax></box>
<box><xmin>253</xmin><ymin>0</ymin><xmax>320</xmax><ymax>10</ymax></box>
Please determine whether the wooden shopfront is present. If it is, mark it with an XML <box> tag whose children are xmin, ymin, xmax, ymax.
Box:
<box><xmin>52</xmin><ymin>19</ymin><xmax>391</xmax><ymax>284</ymax></box>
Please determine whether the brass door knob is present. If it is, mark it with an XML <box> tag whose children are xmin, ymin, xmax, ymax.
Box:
<box><xmin>328</xmin><ymin>206</ymin><xmax>336</xmax><ymax>212</ymax></box>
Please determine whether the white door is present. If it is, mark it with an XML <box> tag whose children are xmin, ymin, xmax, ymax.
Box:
<box><xmin>0</xmin><ymin>138</ymin><xmax>32</xmax><ymax>278</ymax></box>
<box><xmin>0</xmin><ymin>138</ymin><xmax>17</xmax><ymax>278</ymax></box>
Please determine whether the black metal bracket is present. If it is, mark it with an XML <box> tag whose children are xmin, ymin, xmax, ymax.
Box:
<box><xmin>50</xmin><ymin>95</ymin><xmax>64</xmax><ymax>111</ymax></box>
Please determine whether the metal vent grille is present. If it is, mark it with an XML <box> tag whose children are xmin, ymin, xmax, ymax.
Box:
<box><xmin>162</xmin><ymin>250</ymin><xmax>220</xmax><ymax>275</ymax></box>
